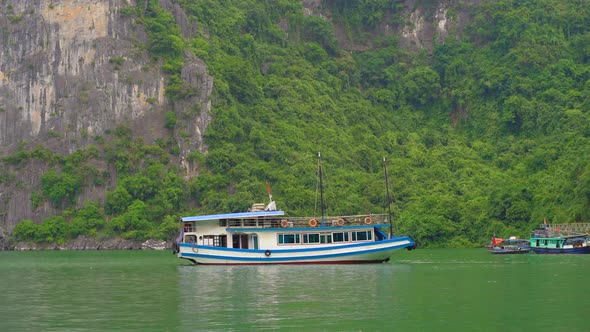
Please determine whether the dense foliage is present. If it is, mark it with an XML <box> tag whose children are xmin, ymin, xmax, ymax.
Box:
<box><xmin>5</xmin><ymin>0</ymin><xmax>590</xmax><ymax>248</ymax></box>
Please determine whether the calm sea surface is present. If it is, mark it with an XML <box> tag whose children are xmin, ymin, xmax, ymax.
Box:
<box><xmin>0</xmin><ymin>249</ymin><xmax>588</xmax><ymax>331</ymax></box>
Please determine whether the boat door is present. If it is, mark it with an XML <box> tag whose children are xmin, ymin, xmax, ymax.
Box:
<box><xmin>232</xmin><ymin>234</ymin><xmax>250</xmax><ymax>249</ymax></box>
<box><xmin>251</xmin><ymin>234</ymin><xmax>259</xmax><ymax>250</ymax></box>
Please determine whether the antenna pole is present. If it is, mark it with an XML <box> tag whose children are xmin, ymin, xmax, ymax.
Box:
<box><xmin>384</xmin><ymin>157</ymin><xmax>394</xmax><ymax>238</ymax></box>
<box><xmin>318</xmin><ymin>152</ymin><xmax>326</xmax><ymax>226</ymax></box>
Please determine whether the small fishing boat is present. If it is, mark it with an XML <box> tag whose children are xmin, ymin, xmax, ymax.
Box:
<box><xmin>487</xmin><ymin>237</ymin><xmax>531</xmax><ymax>254</ymax></box>
<box><xmin>530</xmin><ymin>234</ymin><xmax>590</xmax><ymax>254</ymax></box>
<box><xmin>174</xmin><ymin>154</ymin><xmax>416</xmax><ymax>265</ymax></box>
<box><xmin>530</xmin><ymin>221</ymin><xmax>590</xmax><ymax>254</ymax></box>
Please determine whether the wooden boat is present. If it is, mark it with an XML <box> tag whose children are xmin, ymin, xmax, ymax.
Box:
<box><xmin>530</xmin><ymin>234</ymin><xmax>590</xmax><ymax>254</ymax></box>
<box><xmin>173</xmin><ymin>154</ymin><xmax>415</xmax><ymax>265</ymax></box>
<box><xmin>530</xmin><ymin>222</ymin><xmax>590</xmax><ymax>254</ymax></box>
<box><xmin>487</xmin><ymin>237</ymin><xmax>531</xmax><ymax>254</ymax></box>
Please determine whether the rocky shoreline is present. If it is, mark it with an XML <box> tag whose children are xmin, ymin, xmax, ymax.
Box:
<box><xmin>2</xmin><ymin>236</ymin><xmax>171</xmax><ymax>251</ymax></box>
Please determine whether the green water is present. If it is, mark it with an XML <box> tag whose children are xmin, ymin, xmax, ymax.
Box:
<box><xmin>0</xmin><ymin>249</ymin><xmax>588</xmax><ymax>331</ymax></box>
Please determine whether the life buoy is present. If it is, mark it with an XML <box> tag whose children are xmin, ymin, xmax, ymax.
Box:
<box><xmin>309</xmin><ymin>218</ymin><xmax>318</xmax><ymax>227</ymax></box>
<box><xmin>364</xmin><ymin>217</ymin><xmax>373</xmax><ymax>225</ymax></box>
<box><xmin>336</xmin><ymin>218</ymin><xmax>345</xmax><ymax>226</ymax></box>
<box><xmin>280</xmin><ymin>219</ymin><xmax>289</xmax><ymax>228</ymax></box>
<box><xmin>265</xmin><ymin>249</ymin><xmax>271</xmax><ymax>256</ymax></box>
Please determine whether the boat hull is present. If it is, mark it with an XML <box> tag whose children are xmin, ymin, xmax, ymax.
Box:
<box><xmin>489</xmin><ymin>248</ymin><xmax>531</xmax><ymax>254</ymax></box>
<box><xmin>178</xmin><ymin>237</ymin><xmax>415</xmax><ymax>265</ymax></box>
<box><xmin>531</xmin><ymin>246</ymin><xmax>590</xmax><ymax>254</ymax></box>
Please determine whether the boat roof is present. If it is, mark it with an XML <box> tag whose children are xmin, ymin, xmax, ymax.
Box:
<box><xmin>531</xmin><ymin>233</ymin><xmax>588</xmax><ymax>239</ymax></box>
<box><xmin>503</xmin><ymin>239</ymin><xmax>529</xmax><ymax>243</ymax></box>
<box><xmin>181</xmin><ymin>210</ymin><xmax>285</xmax><ymax>222</ymax></box>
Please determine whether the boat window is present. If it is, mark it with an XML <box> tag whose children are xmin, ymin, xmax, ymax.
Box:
<box><xmin>185</xmin><ymin>235</ymin><xmax>197</xmax><ymax>244</ymax></box>
<box><xmin>219</xmin><ymin>219</ymin><xmax>227</xmax><ymax>227</ymax></box>
<box><xmin>318</xmin><ymin>234</ymin><xmax>332</xmax><ymax>243</ymax></box>
<box><xmin>204</xmin><ymin>235</ymin><xmax>227</xmax><ymax>247</ymax></box>
<box><xmin>278</xmin><ymin>233</ymin><xmax>300</xmax><ymax>245</ymax></box>
<box><xmin>303</xmin><ymin>233</ymin><xmax>320</xmax><ymax>244</ymax></box>
<box><xmin>332</xmin><ymin>232</ymin><xmax>347</xmax><ymax>243</ymax></box>
<box><xmin>183</xmin><ymin>223</ymin><xmax>194</xmax><ymax>232</ymax></box>
<box><xmin>354</xmin><ymin>231</ymin><xmax>372</xmax><ymax>241</ymax></box>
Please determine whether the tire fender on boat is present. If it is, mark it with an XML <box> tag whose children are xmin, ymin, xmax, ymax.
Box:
<box><xmin>309</xmin><ymin>218</ymin><xmax>318</xmax><ymax>227</ymax></box>
<box><xmin>265</xmin><ymin>249</ymin><xmax>271</xmax><ymax>257</ymax></box>
<box><xmin>364</xmin><ymin>217</ymin><xmax>373</xmax><ymax>225</ymax></box>
<box><xmin>280</xmin><ymin>219</ymin><xmax>289</xmax><ymax>228</ymax></box>
<box><xmin>336</xmin><ymin>218</ymin><xmax>345</xmax><ymax>226</ymax></box>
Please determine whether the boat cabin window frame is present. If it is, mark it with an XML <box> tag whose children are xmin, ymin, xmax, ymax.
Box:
<box><xmin>352</xmin><ymin>230</ymin><xmax>372</xmax><ymax>241</ymax></box>
<box><xmin>303</xmin><ymin>233</ymin><xmax>320</xmax><ymax>244</ymax></box>
<box><xmin>332</xmin><ymin>232</ymin><xmax>349</xmax><ymax>243</ymax></box>
<box><xmin>185</xmin><ymin>234</ymin><xmax>197</xmax><ymax>244</ymax></box>
<box><xmin>183</xmin><ymin>223</ymin><xmax>195</xmax><ymax>232</ymax></box>
<box><xmin>276</xmin><ymin>230</ymin><xmax>373</xmax><ymax>246</ymax></box>
<box><xmin>278</xmin><ymin>233</ymin><xmax>300</xmax><ymax>245</ymax></box>
<box><xmin>202</xmin><ymin>234</ymin><xmax>227</xmax><ymax>247</ymax></box>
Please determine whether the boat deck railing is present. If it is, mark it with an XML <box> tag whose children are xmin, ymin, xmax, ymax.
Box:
<box><xmin>533</xmin><ymin>222</ymin><xmax>590</xmax><ymax>237</ymax></box>
<box><xmin>227</xmin><ymin>213</ymin><xmax>388</xmax><ymax>228</ymax></box>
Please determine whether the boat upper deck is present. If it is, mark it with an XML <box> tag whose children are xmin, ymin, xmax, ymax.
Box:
<box><xmin>181</xmin><ymin>211</ymin><xmax>389</xmax><ymax>229</ymax></box>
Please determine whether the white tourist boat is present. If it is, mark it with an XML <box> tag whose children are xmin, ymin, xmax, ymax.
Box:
<box><xmin>174</xmin><ymin>204</ymin><xmax>415</xmax><ymax>265</ymax></box>
<box><xmin>174</xmin><ymin>154</ymin><xmax>415</xmax><ymax>265</ymax></box>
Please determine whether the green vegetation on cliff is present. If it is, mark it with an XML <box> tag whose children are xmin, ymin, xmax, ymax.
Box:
<box><xmin>5</xmin><ymin>0</ymin><xmax>590</xmax><ymax>248</ymax></box>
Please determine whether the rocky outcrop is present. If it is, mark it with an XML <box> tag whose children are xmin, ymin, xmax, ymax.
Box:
<box><xmin>303</xmin><ymin>0</ymin><xmax>481</xmax><ymax>53</ymax></box>
<box><xmin>12</xmin><ymin>235</ymin><xmax>171</xmax><ymax>250</ymax></box>
<box><xmin>0</xmin><ymin>0</ymin><xmax>212</xmax><ymax>233</ymax></box>
<box><xmin>141</xmin><ymin>239</ymin><xmax>167</xmax><ymax>250</ymax></box>
<box><xmin>0</xmin><ymin>0</ymin><xmax>167</xmax><ymax>150</ymax></box>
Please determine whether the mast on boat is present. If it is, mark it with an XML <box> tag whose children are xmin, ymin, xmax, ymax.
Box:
<box><xmin>318</xmin><ymin>152</ymin><xmax>326</xmax><ymax>227</ymax></box>
<box><xmin>383</xmin><ymin>157</ymin><xmax>394</xmax><ymax>238</ymax></box>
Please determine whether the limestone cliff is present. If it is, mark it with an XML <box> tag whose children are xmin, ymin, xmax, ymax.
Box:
<box><xmin>0</xmin><ymin>0</ymin><xmax>212</xmax><ymax>239</ymax></box>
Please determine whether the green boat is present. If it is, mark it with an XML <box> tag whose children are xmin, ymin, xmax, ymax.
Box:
<box><xmin>530</xmin><ymin>233</ymin><xmax>590</xmax><ymax>254</ymax></box>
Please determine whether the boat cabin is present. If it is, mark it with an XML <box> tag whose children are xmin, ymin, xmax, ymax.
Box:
<box><xmin>180</xmin><ymin>205</ymin><xmax>388</xmax><ymax>251</ymax></box>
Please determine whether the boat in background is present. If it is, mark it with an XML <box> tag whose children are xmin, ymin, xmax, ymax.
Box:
<box><xmin>487</xmin><ymin>236</ymin><xmax>531</xmax><ymax>254</ymax></box>
<box><xmin>529</xmin><ymin>221</ymin><xmax>590</xmax><ymax>254</ymax></box>
<box><xmin>173</xmin><ymin>154</ymin><xmax>416</xmax><ymax>265</ymax></box>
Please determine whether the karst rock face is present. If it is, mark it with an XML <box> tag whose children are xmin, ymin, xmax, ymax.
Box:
<box><xmin>0</xmin><ymin>0</ymin><xmax>212</xmax><ymax>233</ymax></box>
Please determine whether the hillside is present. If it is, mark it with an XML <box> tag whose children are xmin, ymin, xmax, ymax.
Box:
<box><xmin>1</xmin><ymin>0</ymin><xmax>589</xmax><ymax>249</ymax></box>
